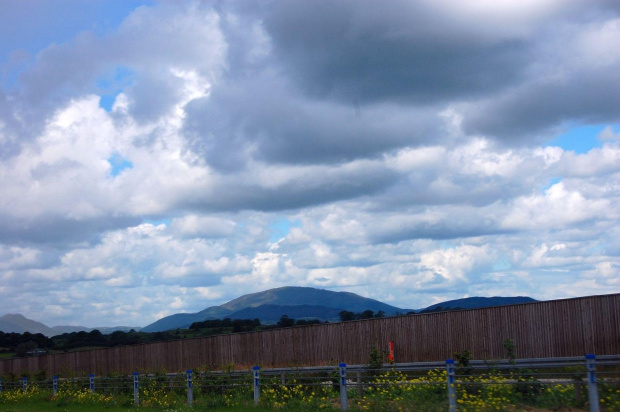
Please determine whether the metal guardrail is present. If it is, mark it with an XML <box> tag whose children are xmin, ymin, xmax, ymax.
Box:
<box><xmin>0</xmin><ymin>354</ymin><xmax>618</xmax><ymax>411</ymax></box>
<box><xmin>228</xmin><ymin>354</ymin><xmax>620</xmax><ymax>375</ymax></box>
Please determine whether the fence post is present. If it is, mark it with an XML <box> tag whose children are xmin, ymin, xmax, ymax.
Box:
<box><xmin>281</xmin><ymin>371</ymin><xmax>286</xmax><ymax>385</ymax></box>
<box><xmin>339</xmin><ymin>363</ymin><xmax>348</xmax><ymax>411</ymax></box>
<box><xmin>253</xmin><ymin>366</ymin><xmax>260</xmax><ymax>405</ymax></box>
<box><xmin>585</xmin><ymin>354</ymin><xmax>600</xmax><ymax>412</ymax></box>
<box><xmin>0</xmin><ymin>377</ymin><xmax>2</xmax><ymax>394</ymax></box>
<box><xmin>89</xmin><ymin>374</ymin><xmax>95</xmax><ymax>393</ymax></box>
<box><xmin>53</xmin><ymin>376</ymin><xmax>58</xmax><ymax>396</ymax></box>
<box><xmin>133</xmin><ymin>372</ymin><xmax>139</xmax><ymax>405</ymax></box>
<box><xmin>446</xmin><ymin>359</ymin><xmax>457</xmax><ymax>412</ymax></box>
<box><xmin>187</xmin><ymin>370</ymin><xmax>193</xmax><ymax>406</ymax></box>
<box><xmin>22</xmin><ymin>376</ymin><xmax>27</xmax><ymax>391</ymax></box>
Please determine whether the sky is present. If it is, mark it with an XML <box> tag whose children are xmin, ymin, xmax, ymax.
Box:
<box><xmin>0</xmin><ymin>0</ymin><xmax>619</xmax><ymax>328</ymax></box>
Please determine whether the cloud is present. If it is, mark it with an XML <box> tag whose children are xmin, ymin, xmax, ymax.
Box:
<box><xmin>0</xmin><ymin>0</ymin><xmax>619</xmax><ymax>327</ymax></box>
<box><xmin>459</xmin><ymin>17</ymin><xmax>620</xmax><ymax>143</ymax></box>
<box><xmin>502</xmin><ymin>182</ymin><xmax>612</xmax><ymax>231</ymax></box>
<box><xmin>263</xmin><ymin>1</ymin><xmax>532</xmax><ymax>104</ymax></box>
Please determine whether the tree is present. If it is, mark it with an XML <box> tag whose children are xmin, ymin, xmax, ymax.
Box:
<box><xmin>357</xmin><ymin>310</ymin><xmax>374</xmax><ymax>320</ymax></box>
<box><xmin>277</xmin><ymin>315</ymin><xmax>295</xmax><ymax>328</ymax></box>
<box><xmin>339</xmin><ymin>310</ymin><xmax>355</xmax><ymax>321</ymax></box>
<box><xmin>16</xmin><ymin>341</ymin><xmax>37</xmax><ymax>357</ymax></box>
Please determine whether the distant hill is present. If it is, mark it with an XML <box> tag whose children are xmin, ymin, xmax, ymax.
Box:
<box><xmin>0</xmin><ymin>314</ymin><xmax>55</xmax><ymax>335</ymax></box>
<box><xmin>0</xmin><ymin>314</ymin><xmax>140</xmax><ymax>337</ymax></box>
<box><xmin>140</xmin><ymin>306</ymin><xmax>232</xmax><ymax>332</ymax></box>
<box><xmin>421</xmin><ymin>296</ymin><xmax>537</xmax><ymax>312</ymax></box>
<box><xmin>49</xmin><ymin>325</ymin><xmax>91</xmax><ymax>335</ymax></box>
<box><xmin>142</xmin><ymin>286</ymin><xmax>408</xmax><ymax>332</ymax></box>
<box><xmin>50</xmin><ymin>325</ymin><xmax>139</xmax><ymax>335</ymax></box>
<box><xmin>220</xmin><ymin>287</ymin><xmax>405</xmax><ymax>313</ymax></box>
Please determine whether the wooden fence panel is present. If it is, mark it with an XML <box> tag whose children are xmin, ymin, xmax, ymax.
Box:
<box><xmin>1</xmin><ymin>293</ymin><xmax>618</xmax><ymax>376</ymax></box>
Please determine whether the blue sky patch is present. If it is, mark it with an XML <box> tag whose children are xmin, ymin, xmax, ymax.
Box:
<box><xmin>543</xmin><ymin>177</ymin><xmax>562</xmax><ymax>193</ymax></box>
<box><xmin>97</xmin><ymin>66</ymin><xmax>135</xmax><ymax>111</ymax></box>
<box><xmin>107</xmin><ymin>153</ymin><xmax>133</xmax><ymax>176</ymax></box>
<box><xmin>545</xmin><ymin>124</ymin><xmax>609</xmax><ymax>154</ymax></box>
<box><xmin>142</xmin><ymin>218</ymin><xmax>171</xmax><ymax>227</ymax></box>
<box><xmin>269</xmin><ymin>218</ymin><xmax>301</xmax><ymax>242</ymax></box>
<box><xmin>492</xmin><ymin>259</ymin><xmax>512</xmax><ymax>271</ymax></box>
<box><xmin>439</xmin><ymin>241</ymin><xmax>457</xmax><ymax>250</ymax></box>
<box><xmin>99</xmin><ymin>94</ymin><xmax>117</xmax><ymax>111</ymax></box>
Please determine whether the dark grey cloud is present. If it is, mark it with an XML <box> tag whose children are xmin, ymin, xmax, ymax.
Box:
<box><xmin>127</xmin><ymin>70</ymin><xmax>184</xmax><ymax>123</ymax></box>
<box><xmin>461</xmin><ymin>66</ymin><xmax>620</xmax><ymax>143</ymax></box>
<box><xmin>377</xmin><ymin>174</ymin><xmax>529</xmax><ymax>210</ymax></box>
<box><xmin>184</xmin><ymin>162</ymin><xmax>398</xmax><ymax>212</ymax></box>
<box><xmin>183</xmin><ymin>73</ymin><xmax>442</xmax><ymax>169</ymax></box>
<box><xmin>370</xmin><ymin>214</ymin><xmax>512</xmax><ymax>244</ymax></box>
<box><xmin>0</xmin><ymin>215</ymin><xmax>140</xmax><ymax>246</ymax></box>
<box><xmin>263</xmin><ymin>1</ymin><xmax>530</xmax><ymax>105</ymax></box>
<box><xmin>179</xmin><ymin>0</ymin><xmax>620</xmax><ymax>172</ymax></box>
<box><xmin>0</xmin><ymin>89</ymin><xmax>23</xmax><ymax>158</ymax></box>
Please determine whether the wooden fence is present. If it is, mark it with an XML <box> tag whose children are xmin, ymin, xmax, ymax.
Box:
<box><xmin>1</xmin><ymin>293</ymin><xmax>618</xmax><ymax>377</ymax></box>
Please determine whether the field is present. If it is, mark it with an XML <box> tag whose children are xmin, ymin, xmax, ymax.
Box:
<box><xmin>1</xmin><ymin>367</ymin><xmax>619</xmax><ymax>412</ymax></box>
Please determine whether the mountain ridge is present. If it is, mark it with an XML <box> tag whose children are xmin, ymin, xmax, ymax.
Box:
<box><xmin>141</xmin><ymin>286</ymin><xmax>407</xmax><ymax>332</ymax></box>
<box><xmin>0</xmin><ymin>314</ymin><xmax>140</xmax><ymax>337</ymax></box>
<box><xmin>422</xmin><ymin>296</ymin><xmax>538</xmax><ymax>312</ymax></box>
<box><xmin>1</xmin><ymin>287</ymin><xmax>537</xmax><ymax>335</ymax></box>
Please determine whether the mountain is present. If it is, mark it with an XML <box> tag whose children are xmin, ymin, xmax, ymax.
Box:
<box><xmin>220</xmin><ymin>287</ymin><xmax>405</xmax><ymax>313</ymax></box>
<box><xmin>0</xmin><ymin>314</ymin><xmax>55</xmax><ymax>335</ymax></box>
<box><xmin>142</xmin><ymin>287</ymin><xmax>539</xmax><ymax>332</ymax></box>
<box><xmin>0</xmin><ymin>314</ymin><xmax>141</xmax><ymax>337</ymax></box>
<box><xmin>142</xmin><ymin>286</ymin><xmax>408</xmax><ymax>332</ymax></box>
<box><xmin>421</xmin><ymin>296</ymin><xmax>537</xmax><ymax>312</ymax></box>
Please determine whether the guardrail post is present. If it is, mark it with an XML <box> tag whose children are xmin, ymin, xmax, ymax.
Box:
<box><xmin>281</xmin><ymin>371</ymin><xmax>286</xmax><ymax>385</ymax></box>
<box><xmin>253</xmin><ymin>366</ymin><xmax>260</xmax><ymax>405</ymax></box>
<box><xmin>339</xmin><ymin>362</ymin><xmax>348</xmax><ymax>411</ymax></box>
<box><xmin>446</xmin><ymin>359</ymin><xmax>457</xmax><ymax>412</ymax></box>
<box><xmin>53</xmin><ymin>376</ymin><xmax>58</xmax><ymax>395</ymax></box>
<box><xmin>585</xmin><ymin>354</ymin><xmax>600</xmax><ymax>412</ymax></box>
<box><xmin>133</xmin><ymin>372</ymin><xmax>139</xmax><ymax>405</ymax></box>
<box><xmin>0</xmin><ymin>377</ymin><xmax>2</xmax><ymax>394</ymax></box>
<box><xmin>89</xmin><ymin>374</ymin><xmax>95</xmax><ymax>393</ymax></box>
<box><xmin>22</xmin><ymin>376</ymin><xmax>27</xmax><ymax>391</ymax></box>
<box><xmin>356</xmin><ymin>370</ymin><xmax>363</xmax><ymax>398</ymax></box>
<box><xmin>186</xmin><ymin>370</ymin><xmax>193</xmax><ymax>406</ymax></box>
